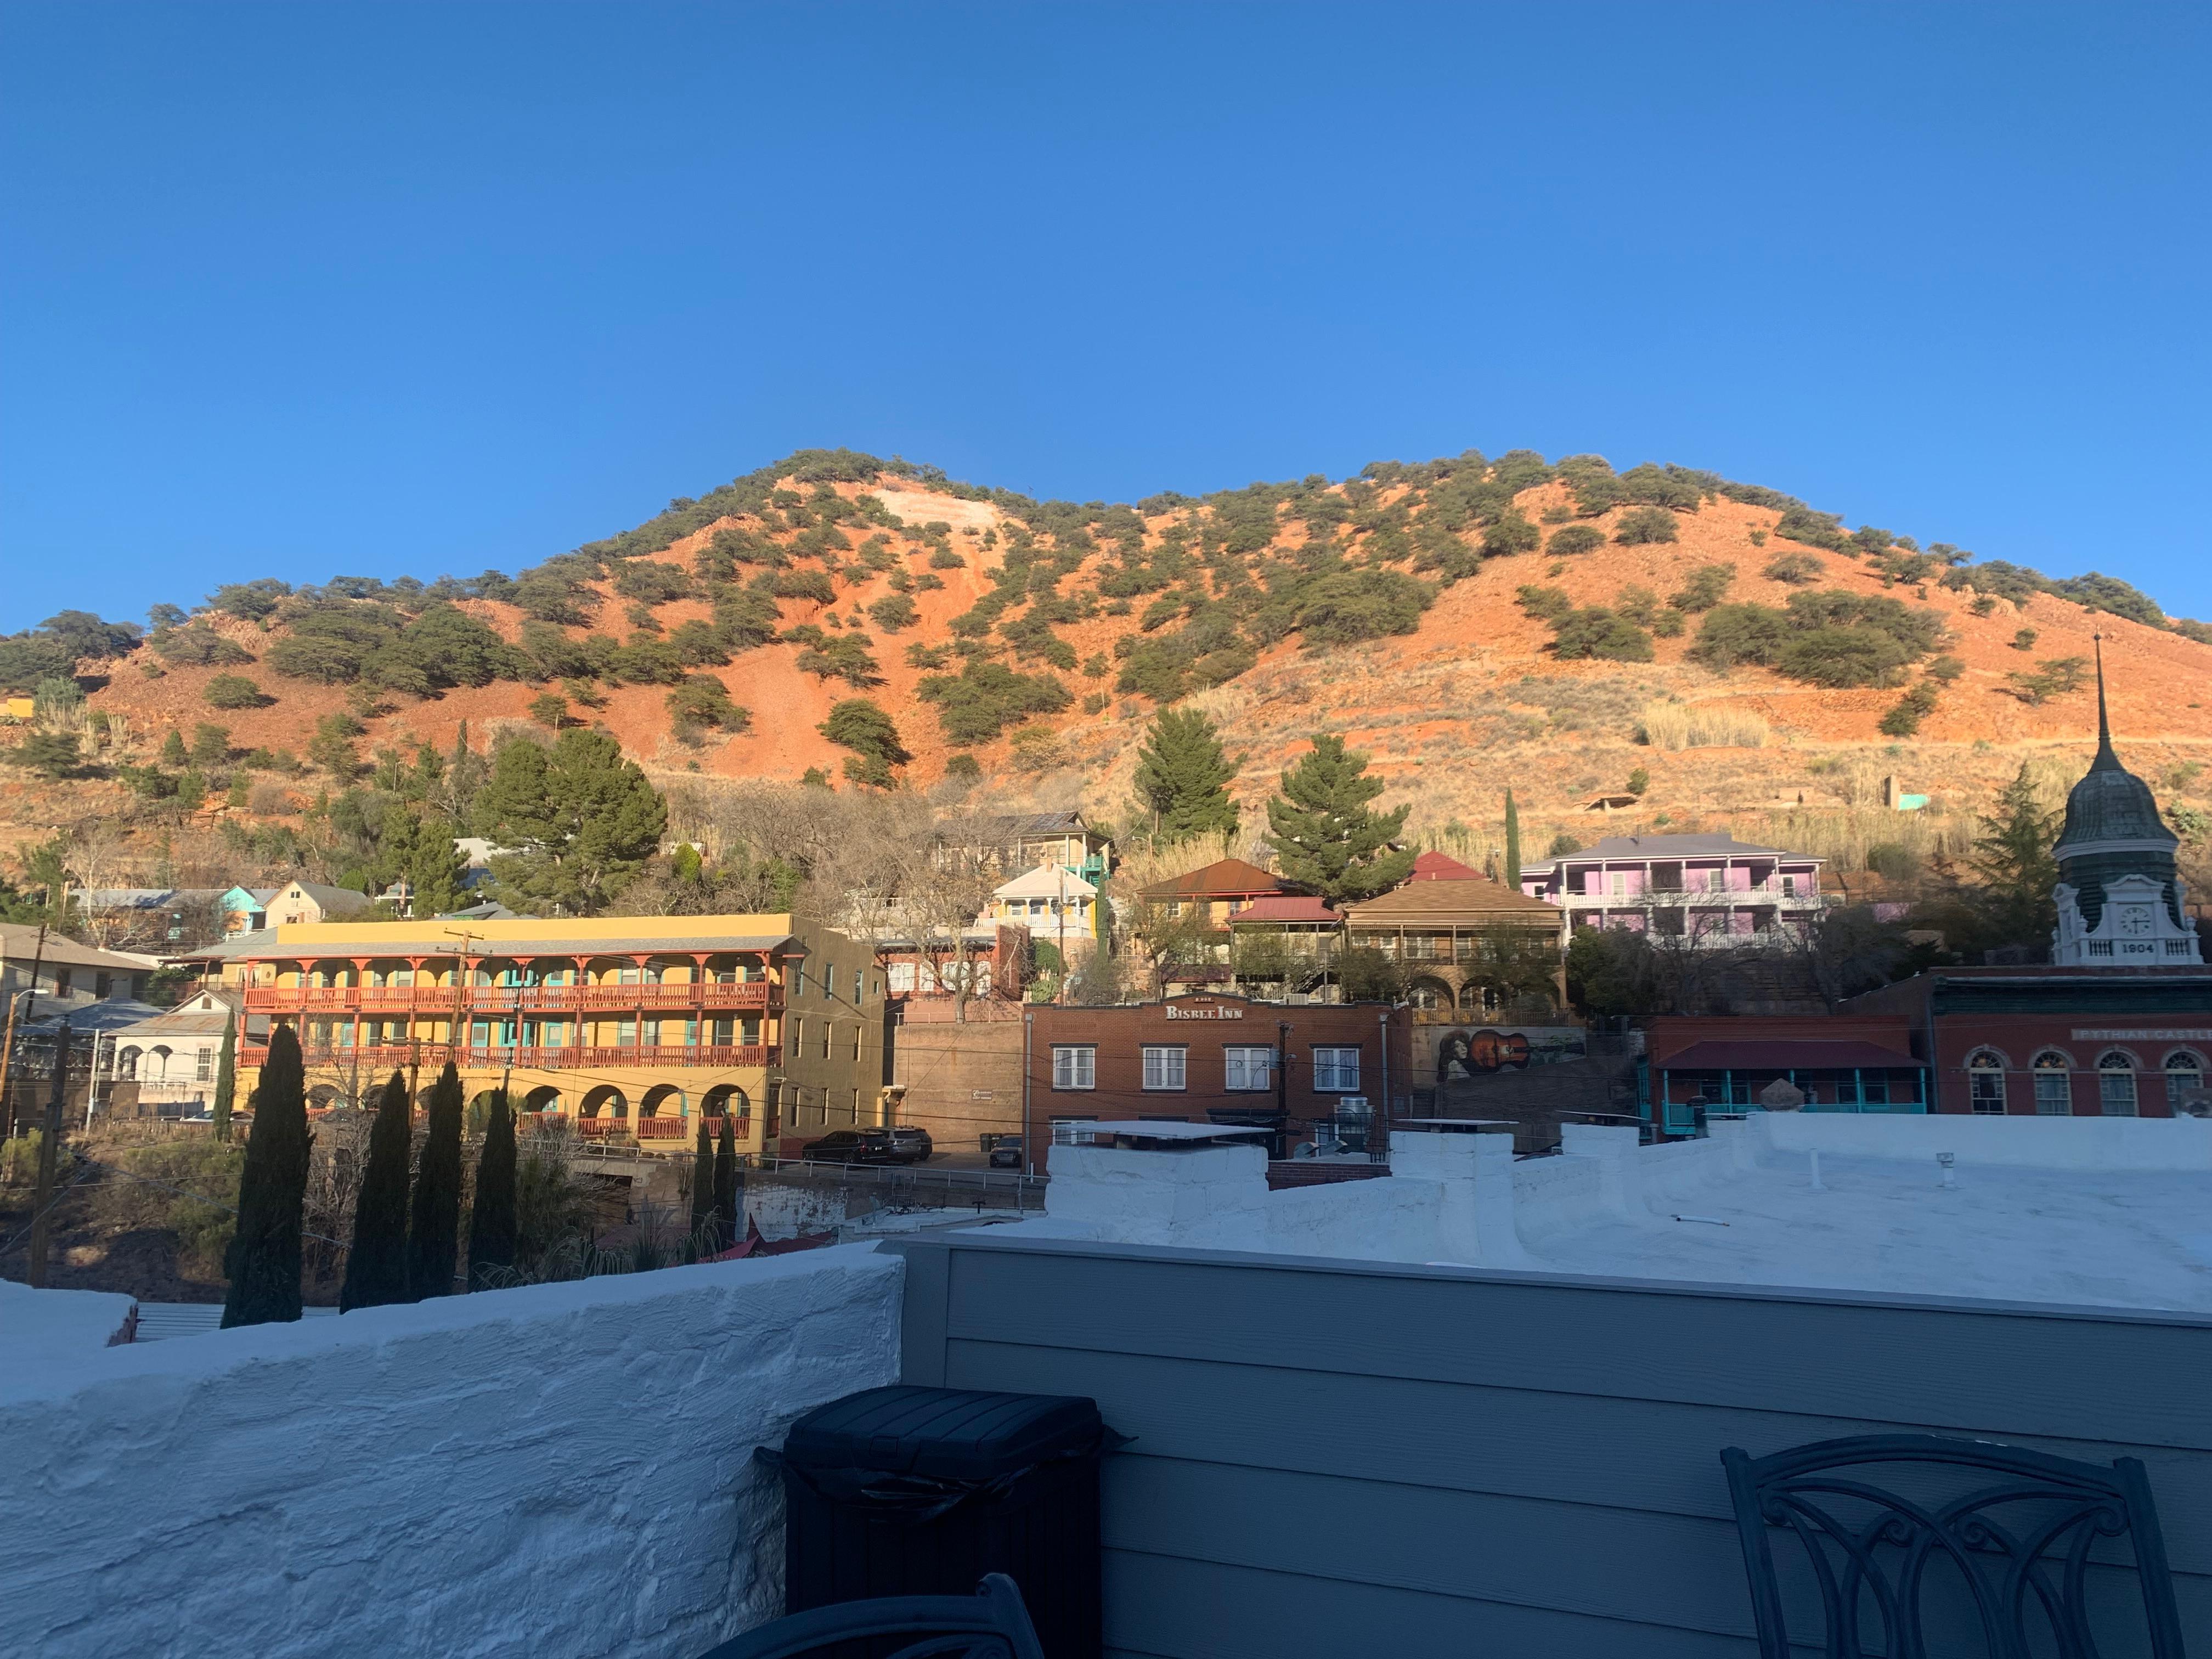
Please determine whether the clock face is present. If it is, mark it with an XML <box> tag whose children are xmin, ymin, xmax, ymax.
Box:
<box><xmin>2119</xmin><ymin>905</ymin><xmax>2153</xmax><ymax>935</ymax></box>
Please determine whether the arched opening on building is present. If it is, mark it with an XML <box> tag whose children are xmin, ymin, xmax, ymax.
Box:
<box><xmin>2164</xmin><ymin>1049</ymin><xmax>2206</xmax><ymax>1115</ymax></box>
<box><xmin>641</xmin><ymin>1083</ymin><xmax>686</xmax><ymax>1120</ymax></box>
<box><xmin>700</xmin><ymin>1084</ymin><xmax>751</xmax><ymax>1133</ymax></box>
<box><xmin>1966</xmin><ymin>1049</ymin><xmax>2007</xmax><ymax>1115</ymax></box>
<box><xmin>1457</xmin><ymin>981</ymin><xmax>1502</xmax><ymax>1015</ymax></box>
<box><xmin>116</xmin><ymin>1045</ymin><xmax>142</xmax><ymax>1080</ymax></box>
<box><xmin>580</xmin><ymin>1085</ymin><xmax>628</xmax><ymax>1120</ymax></box>
<box><xmin>522</xmin><ymin>1084</ymin><xmax>562</xmax><ymax>1115</ymax></box>
<box><xmin>1404</xmin><ymin>977</ymin><xmax>1453</xmax><ymax>1012</ymax></box>
<box><xmin>306</xmin><ymin>1084</ymin><xmax>346</xmax><ymax>1111</ymax></box>
<box><xmin>2030</xmin><ymin>1050</ymin><xmax>2072</xmax><ymax>1116</ymax></box>
<box><xmin>2096</xmin><ymin>1051</ymin><xmax>2140</xmax><ymax>1117</ymax></box>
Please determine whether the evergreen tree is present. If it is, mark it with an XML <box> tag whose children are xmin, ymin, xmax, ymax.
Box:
<box><xmin>687</xmin><ymin>1116</ymin><xmax>715</xmax><ymax>1249</ymax></box>
<box><xmin>221</xmin><ymin>1025</ymin><xmax>310</xmax><ymax>1328</ymax></box>
<box><xmin>1131</xmin><ymin>709</ymin><xmax>1240</xmax><ymax>844</ymax></box>
<box><xmin>342</xmin><ymin>1070</ymin><xmax>414</xmax><ymax>1310</ymax></box>
<box><xmin>473</xmin><ymin>729</ymin><xmax>666</xmax><ymax>913</ymax></box>
<box><xmin>1503</xmin><ymin>789</ymin><xmax>1522</xmax><ymax>893</ymax></box>
<box><xmin>210</xmin><ymin>1014</ymin><xmax>236</xmax><ymax>1143</ymax></box>
<box><xmin>160</xmin><ymin>727</ymin><xmax>188</xmax><ymax>767</ymax></box>
<box><xmin>466</xmin><ymin>1090</ymin><xmax>517</xmax><ymax>1288</ymax></box>
<box><xmin>713</xmin><ymin>1114</ymin><xmax>739</xmax><ymax>1252</ymax></box>
<box><xmin>1265</xmin><ymin>735</ymin><xmax>1414</xmax><ymax>904</ymax></box>
<box><xmin>404</xmin><ymin>1062</ymin><xmax>465</xmax><ymax>1299</ymax></box>
<box><xmin>1966</xmin><ymin>763</ymin><xmax>2061</xmax><ymax>949</ymax></box>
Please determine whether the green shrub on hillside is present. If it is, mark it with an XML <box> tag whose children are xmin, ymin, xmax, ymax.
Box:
<box><xmin>2051</xmin><ymin>572</ymin><xmax>2164</xmax><ymax>629</ymax></box>
<box><xmin>204</xmin><ymin>674</ymin><xmax>268</xmax><ymax>709</ymax></box>
<box><xmin>1762</xmin><ymin>552</ymin><xmax>1824</xmax><ymax>585</ymax></box>
<box><xmin>917</xmin><ymin>660</ymin><xmax>1070</xmax><ymax>744</ymax></box>
<box><xmin>1481</xmin><ymin>512</ymin><xmax>1542</xmax><ymax>558</ymax></box>
<box><xmin>1514</xmin><ymin>585</ymin><xmax>1574</xmax><ymax>625</ymax></box>
<box><xmin>152</xmin><ymin>623</ymin><xmax>255</xmax><ymax>667</ymax></box>
<box><xmin>1549</xmin><ymin>608</ymin><xmax>1654</xmax><ymax>663</ymax></box>
<box><xmin>1773</xmin><ymin>506</ymin><xmax>1850</xmax><ymax>552</ymax></box>
<box><xmin>1613</xmin><ymin>506</ymin><xmax>1679</xmax><ymax>545</ymax></box>
<box><xmin>665</xmin><ymin>676</ymin><xmax>749</xmax><ymax>737</ymax></box>
<box><xmin>1293</xmin><ymin>568</ymin><xmax>1432</xmax><ymax>648</ymax></box>
<box><xmin>866</xmin><ymin>594</ymin><xmax>919</xmax><ymax>633</ymax></box>
<box><xmin>1669</xmin><ymin>565</ymin><xmax>1736</xmax><ymax>614</ymax></box>
<box><xmin>1547</xmin><ymin>525</ymin><xmax>1605</xmax><ymax>557</ymax></box>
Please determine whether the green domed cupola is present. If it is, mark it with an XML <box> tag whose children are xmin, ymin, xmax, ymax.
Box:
<box><xmin>2050</xmin><ymin>637</ymin><xmax>2200</xmax><ymax>965</ymax></box>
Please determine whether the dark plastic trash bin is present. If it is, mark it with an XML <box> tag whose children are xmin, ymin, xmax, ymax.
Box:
<box><xmin>771</xmin><ymin>1385</ymin><xmax>1109</xmax><ymax>1659</ymax></box>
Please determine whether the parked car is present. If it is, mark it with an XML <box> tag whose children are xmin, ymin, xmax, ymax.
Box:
<box><xmin>801</xmin><ymin>1128</ymin><xmax>899</xmax><ymax>1165</ymax></box>
<box><xmin>888</xmin><ymin>1126</ymin><xmax>934</xmax><ymax>1164</ymax></box>
<box><xmin>988</xmin><ymin>1136</ymin><xmax>1024</xmax><ymax>1170</ymax></box>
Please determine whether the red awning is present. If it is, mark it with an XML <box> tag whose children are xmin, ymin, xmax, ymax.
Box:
<box><xmin>1657</xmin><ymin>1040</ymin><xmax>1925</xmax><ymax>1071</ymax></box>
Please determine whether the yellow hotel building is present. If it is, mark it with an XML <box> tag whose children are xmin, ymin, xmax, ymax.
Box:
<box><xmin>193</xmin><ymin>913</ymin><xmax>887</xmax><ymax>1154</ymax></box>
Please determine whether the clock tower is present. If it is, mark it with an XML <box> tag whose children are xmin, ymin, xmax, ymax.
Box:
<box><xmin>2050</xmin><ymin>637</ymin><xmax>2202</xmax><ymax>966</ymax></box>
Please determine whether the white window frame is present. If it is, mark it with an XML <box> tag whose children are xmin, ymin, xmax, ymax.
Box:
<box><xmin>1966</xmin><ymin>1050</ymin><xmax>2006</xmax><ymax>1115</ymax></box>
<box><xmin>1312</xmin><ymin>1046</ymin><xmax>1361</xmax><ymax>1093</ymax></box>
<box><xmin>1052</xmin><ymin>1045</ymin><xmax>1096</xmax><ymax>1090</ymax></box>
<box><xmin>887</xmin><ymin>962</ymin><xmax>917</xmax><ymax>994</ymax></box>
<box><xmin>2097</xmin><ymin>1051</ymin><xmax>2140</xmax><ymax>1117</ymax></box>
<box><xmin>1051</xmin><ymin>1116</ymin><xmax>1099</xmax><ymax>1146</ymax></box>
<box><xmin>1142</xmin><ymin>1045</ymin><xmax>1187</xmax><ymax>1092</ymax></box>
<box><xmin>1223</xmin><ymin>1045</ymin><xmax>1273</xmax><ymax>1092</ymax></box>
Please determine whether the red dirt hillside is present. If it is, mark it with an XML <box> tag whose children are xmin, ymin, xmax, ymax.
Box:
<box><xmin>10</xmin><ymin>447</ymin><xmax>2212</xmax><ymax>871</ymax></box>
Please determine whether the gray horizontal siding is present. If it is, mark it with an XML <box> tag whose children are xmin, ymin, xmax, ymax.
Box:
<box><xmin>888</xmin><ymin>1235</ymin><xmax>2212</xmax><ymax>1659</ymax></box>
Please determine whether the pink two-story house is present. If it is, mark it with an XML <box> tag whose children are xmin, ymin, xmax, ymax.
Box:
<box><xmin>1518</xmin><ymin>833</ymin><xmax>1825</xmax><ymax>946</ymax></box>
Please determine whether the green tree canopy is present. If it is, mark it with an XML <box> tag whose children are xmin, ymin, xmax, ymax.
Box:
<box><xmin>1964</xmin><ymin>763</ymin><xmax>2061</xmax><ymax>951</ymax></box>
<box><xmin>819</xmin><ymin>698</ymin><xmax>912</xmax><ymax>787</ymax></box>
<box><xmin>1132</xmin><ymin>708</ymin><xmax>1240</xmax><ymax>845</ymax></box>
<box><xmin>476</xmin><ymin>729</ymin><xmax>668</xmax><ymax>913</ymax></box>
<box><xmin>1266</xmin><ymin>734</ymin><xmax>1414</xmax><ymax>904</ymax></box>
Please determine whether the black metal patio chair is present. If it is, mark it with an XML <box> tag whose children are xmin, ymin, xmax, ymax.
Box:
<box><xmin>692</xmin><ymin>1572</ymin><xmax>1047</xmax><ymax>1659</ymax></box>
<box><xmin>1720</xmin><ymin>1433</ymin><xmax>2187</xmax><ymax>1658</ymax></box>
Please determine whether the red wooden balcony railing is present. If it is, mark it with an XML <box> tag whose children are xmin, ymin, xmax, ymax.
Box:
<box><xmin>242</xmin><ymin>982</ymin><xmax>777</xmax><ymax>1015</ymax></box>
<box><xmin>240</xmin><ymin>1043</ymin><xmax>779</xmax><ymax>1072</ymax></box>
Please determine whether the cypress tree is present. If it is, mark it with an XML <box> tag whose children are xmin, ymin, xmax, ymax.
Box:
<box><xmin>713</xmin><ymin>1113</ymin><xmax>739</xmax><ymax>1252</ymax></box>
<box><xmin>404</xmin><ymin>1061</ymin><xmax>465</xmax><ymax>1299</ymax></box>
<box><xmin>1503</xmin><ymin>788</ymin><xmax>1522</xmax><ymax>895</ymax></box>
<box><xmin>466</xmin><ymin>1090</ymin><xmax>518</xmax><ymax>1288</ymax></box>
<box><xmin>687</xmin><ymin>1115</ymin><xmax>715</xmax><ymax>1250</ymax></box>
<box><xmin>1131</xmin><ymin>709</ymin><xmax>1240</xmax><ymax>845</ymax></box>
<box><xmin>210</xmin><ymin>1014</ymin><xmax>236</xmax><ymax>1143</ymax></box>
<box><xmin>1266</xmin><ymin>734</ymin><xmax>1415</xmax><ymax>904</ymax></box>
<box><xmin>341</xmin><ymin>1070</ymin><xmax>414</xmax><ymax>1310</ymax></box>
<box><xmin>221</xmin><ymin>1025</ymin><xmax>310</xmax><ymax>1328</ymax></box>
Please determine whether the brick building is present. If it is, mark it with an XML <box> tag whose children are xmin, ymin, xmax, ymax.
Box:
<box><xmin>1021</xmin><ymin>992</ymin><xmax>1414</xmax><ymax>1174</ymax></box>
<box><xmin>1841</xmin><ymin>967</ymin><xmax>2212</xmax><ymax>1118</ymax></box>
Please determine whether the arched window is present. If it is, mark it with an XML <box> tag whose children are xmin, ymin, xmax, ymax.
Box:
<box><xmin>1405</xmin><ymin>979</ymin><xmax>1451</xmax><ymax>1011</ymax></box>
<box><xmin>2030</xmin><ymin>1050</ymin><xmax>2072</xmax><ymax>1116</ymax></box>
<box><xmin>2096</xmin><ymin>1051</ymin><xmax>2139</xmax><ymax>1118</ymax></box>
<box><xmin>1966</xmin><ymin>1049</ymin><xmax>2006</xmax><ymax>1115</ymax></box>
<box><xmin>2165</xmin><ymin>1049</ymin><xmax>2205</xmax><ymax>1114</ymax></box>
<box><xmin>116</xmin><ymin>1045</ymin><xmax>141</xmax><ymax>1080</ymax></box>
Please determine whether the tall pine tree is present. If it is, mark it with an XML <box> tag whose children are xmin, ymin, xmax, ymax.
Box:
<box><xmin>688</xmin><ymin>1115</ymin><xmax>715</xmax><ymax>1251</ymax></box>
<box><xmin>713</xmin><ymin>1114</ymin><xmax>740</xmax><ymax>1252</ymax></box>
<box><xmin>1266</xmin><ymin>735</ymin><xmax>1415</xmax><ymax>904</ymax></box>
<box><xmin>1131</xmin><ymin>709</ymin><xmax>1240</xmax><ymax>845</ymax></box>
<box><xmin>341</xmin><ymin>1070</ymin><xmax>413</xmax><ymax>1310</ymax></box>
<box><xmin>466</xmin><ymin>1090</ymin><xmax>517</xmax><ymax>1288</ymax></box>
<box><xmin>405</xmin><ymin>1062</ymin><xmax>465</xmax><ymax>1299</ymax></box>
<box><xmin>1503</xmin><ymin>788</ymin><xmax>1522</xmax><ymax>894</ymax></box>
<box><xmin>221</xmin><ymin>1025</ymin><xmax>310</xmax><ymax>1328</ymax></box>
<box><xmin>1967</xmin><ymin>762</ymin><xmax>2062</xmax><ymax>950</ymax></box>
<box><xmin>210</xmin><ymin>1013</ymin><xmax>236</xmax><ymax>1143</ymax></box>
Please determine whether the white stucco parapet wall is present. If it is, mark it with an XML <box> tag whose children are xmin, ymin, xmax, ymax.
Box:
<box><xmin>1013</xmin><ymin>1114</ymin><xmax>2212</xmax><ymax>1311</ymax></box>
<box><xmin>1</xmin><ymin>1245</ymin><xmax>904</xmax><ymax>1659</ymax></box>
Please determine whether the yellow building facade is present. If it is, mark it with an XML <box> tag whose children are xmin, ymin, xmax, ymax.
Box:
<box><xmin>205</xmin><ymin>913</ymin><xmax>887</xmax><ymax>1153</ymax></box>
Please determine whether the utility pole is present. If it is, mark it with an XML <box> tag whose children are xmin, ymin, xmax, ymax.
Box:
<box><xmin>27</xmin><ymin>1020</ymin><xmax>71</xmax><ymax>1288</ymax></box>
<box><xmin>0</xmin><ymin>923</ymin><xmax>49</xmax><ymax>1141</ymax></box>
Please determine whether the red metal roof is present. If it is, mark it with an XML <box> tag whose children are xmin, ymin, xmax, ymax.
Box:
<box><xmin>1232</xmin><ymin>896</ymin><xmax>1340</xmax><ymax>923</ymax></box>
<box><xmin>1658</xmin><ymin>1040</ymin><xmax>1925</xmax><ymax>1071</ymax></box>
<box><xmin>1409</xmin><ymin>850</ymin><xmax>1482</xmax><ymax>882</ymax></box>
<box><xmin>1139</xmin><ymin>858</ymin><xmax>1294</xmax><ymax>900</ymax></box>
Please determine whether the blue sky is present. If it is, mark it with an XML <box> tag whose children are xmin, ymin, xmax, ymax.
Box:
<box><xmin>3</xmin><ymin>3</ymin><xmax>2207</xmax><ymax>631</ymax></box>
